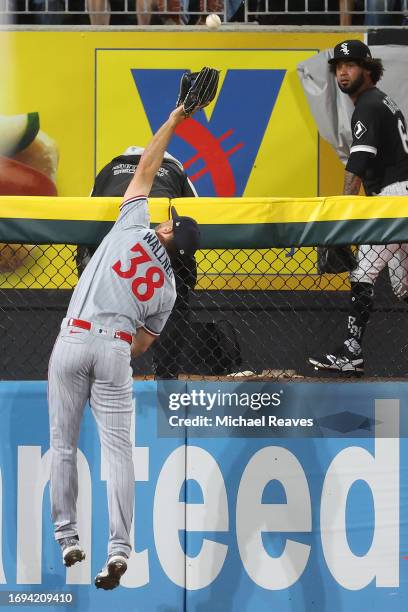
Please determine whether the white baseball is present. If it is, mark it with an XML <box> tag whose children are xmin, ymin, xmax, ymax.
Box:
<box><xmin>205</xmin><ymin>13</ymin><xmax>221</xmax><ymax>29</ymax></box>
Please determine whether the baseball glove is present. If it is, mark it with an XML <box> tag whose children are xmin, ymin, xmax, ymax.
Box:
<box><xmin>316</xmin><ymin>245</ymin><xmax>358</xmax><ymax>274</ymax></box>
<box><xmin>176</xmin><ymin>67</ymin><xmax>220</xmax><ymax>116</ymax></box>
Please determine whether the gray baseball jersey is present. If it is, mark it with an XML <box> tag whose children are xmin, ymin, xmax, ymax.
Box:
<box><xmin>66</xmin><ymin>195</ymin><xmax>176</xmax><ymax>335</ymax></box>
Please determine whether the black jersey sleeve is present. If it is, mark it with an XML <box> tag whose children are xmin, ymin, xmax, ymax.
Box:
<box><xmin>345</xmin><ymin>151</ymin><xmax>373</xmax><ymax>180</ymax></box>
<box><xmin>346</xmin><ymin>102</ymin><xmax>380</xmax><ymax>176</ymax></box>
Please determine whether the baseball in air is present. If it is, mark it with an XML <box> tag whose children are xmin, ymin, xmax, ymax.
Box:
<box><xmin>205</xmin><ymin>13</ymin><xmax>221</xmax><ymax>29</ymax></box>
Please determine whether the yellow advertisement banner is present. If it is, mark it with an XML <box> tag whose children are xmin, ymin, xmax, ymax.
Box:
<box><xmin>95</xmin><ymin>47</ymin><xmax>317</xmax><ymax>197</ymax></box>
<box><xmin>0</xmin><ymin>31</ymin><xmax>363</xmax><ymax>289</ymax></box>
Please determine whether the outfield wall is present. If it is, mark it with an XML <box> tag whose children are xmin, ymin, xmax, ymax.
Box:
<box><xmin>0</xmin><ymin>380</ymin><xmax>407</xmax><ymax>611</ymax></box>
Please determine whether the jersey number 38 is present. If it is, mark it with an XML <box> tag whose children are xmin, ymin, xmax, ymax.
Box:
<box><xmin>112</xmin><ymin>242</ymin><xmax>164</xmax><ymax>302</ymax></box>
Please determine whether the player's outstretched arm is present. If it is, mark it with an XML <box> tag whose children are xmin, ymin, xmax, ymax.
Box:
<box><xmin>123</xmin><ymin>67</ymin><xmax>219</xmax><ymax>203</ymax></box>
<box><xmin>123</xmin><ymin>106</ymin><xmax>187</xmax><ymax>202</ymax></box>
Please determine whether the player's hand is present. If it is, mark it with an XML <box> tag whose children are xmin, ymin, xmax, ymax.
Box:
<box><xmin>176</xmin><ymin>67</ymin><xmax>220</xmax><ymax>117</ymax></box>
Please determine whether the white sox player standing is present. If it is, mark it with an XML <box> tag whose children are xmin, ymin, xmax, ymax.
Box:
<box><xmin>308</xmin><ymin>40</ymin><xmax>408</xmax><ymax>374</ymax></box>
<box><xmin>48</xmin><ymin>104</ymin><xmax>200</xmax><ymax>590</ymax></box>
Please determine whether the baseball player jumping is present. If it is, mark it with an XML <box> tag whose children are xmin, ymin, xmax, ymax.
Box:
<box><xmin>48</xmin><ymin>67</ymin><xmax>219</xmax><ymax>590</ymax></box>
<box><xmin>308</xmin><ymin>40</ymin><xmax>408</xmax><ymax>374</ymax></box>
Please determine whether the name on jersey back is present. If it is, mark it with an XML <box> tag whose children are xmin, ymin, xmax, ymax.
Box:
<box><xmin>143</xmin><ymin>232</ymin><xmax>174</xmax><ymax>279</ymax></box>
<box><xmin>383</xmin><ymin>96</ymin><xmax>400</xmax><ymax>115</ymax></box>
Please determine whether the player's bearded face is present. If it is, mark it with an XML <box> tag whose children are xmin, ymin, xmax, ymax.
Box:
<box><xmin>336</xmin><ymin>62</ymin><xmax>365</xmax><ymax>95</ymax></box>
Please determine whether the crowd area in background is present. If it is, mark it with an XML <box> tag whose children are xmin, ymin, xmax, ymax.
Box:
<box><xmin>3</xmin><ymin>0</ymin><xmax>408</xmax><ymax>27</ymax></box>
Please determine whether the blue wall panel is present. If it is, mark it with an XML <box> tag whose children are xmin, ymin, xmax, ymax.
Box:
<box><xmin>0</xmin><ymin>381</ymin><xmax>407</xmax><ymax>611</ymax></box>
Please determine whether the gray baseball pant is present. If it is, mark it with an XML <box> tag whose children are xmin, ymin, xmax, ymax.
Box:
<box><xmin>48</xmin><ymin>325</ymin><xmax>134</xmax><ymax>558</ymax></box>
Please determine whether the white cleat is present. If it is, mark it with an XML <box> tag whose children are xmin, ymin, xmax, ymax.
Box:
<box><xmin>308</xmin><ymin>348</ymin><xmax>364</xmax><ymax>374</ymax></box>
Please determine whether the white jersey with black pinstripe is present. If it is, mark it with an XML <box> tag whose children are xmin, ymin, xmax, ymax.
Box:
<box><xmin>67</xmin><ymin>196</ymin><xmax>176</xmax><ymax>336</ymax></box>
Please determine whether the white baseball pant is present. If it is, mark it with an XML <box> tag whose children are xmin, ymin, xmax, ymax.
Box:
<box><xmin>350</xmin><ymin>180</ymin><xmax>408</xmax><ymax>298</ymax></box>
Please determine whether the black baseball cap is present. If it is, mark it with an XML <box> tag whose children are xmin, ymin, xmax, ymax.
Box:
<box><xmin>171</xmin><ymin>206</ymin><xmax>201</xmax><ymax>256</ymax></box>
<box><xmin>328</xmin><ymin>40</ymin><xmax>372</xmax><ymax>65</ymax></box>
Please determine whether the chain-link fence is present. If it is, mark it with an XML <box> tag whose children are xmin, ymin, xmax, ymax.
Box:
<box><xmin>1</xmin><ymin>0</ymin><xmax>407</xmax><ymax>26</ymax></box>
<box><xmin>1</xmin><ymin>240</ymin><xmax>408</xmax><ymax>381</ymax></box>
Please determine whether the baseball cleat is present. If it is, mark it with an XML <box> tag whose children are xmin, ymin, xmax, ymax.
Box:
<box><xmin>59</xmin><ymin>536</ymin><xmax>86</xmax><ymax>567</ymax></box>
<box><xmin>94</xmin><ymin>554</ymin><xmax>128</xmax><ymax>590</ymax></box>
<box><xmin>308</xmin><ymin>346</ymin><xmax>364</xmax><ymax>374</ymax></box>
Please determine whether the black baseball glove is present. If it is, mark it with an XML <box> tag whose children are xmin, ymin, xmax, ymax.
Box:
<box><xmin>316</xmin><ymin>245</ymin><xmax>358</xmax><ymax>274</ymax></box>
<box><xmin>176</xmin><ymin>67</ymin><xmax>220</xmax><ymax>116</ymax></box>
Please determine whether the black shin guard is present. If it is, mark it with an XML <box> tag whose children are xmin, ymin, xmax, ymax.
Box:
<box><xmin>347</xmin><ymin>281</ymin><xmax>374</xmax><ymax>343</ymax></box>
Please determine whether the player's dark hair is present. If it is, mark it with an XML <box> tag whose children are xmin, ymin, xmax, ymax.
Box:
<box><xmin>362</xmin><ymin>58</ymin><xmax>384</xmax><ymax>84</ymax></box>
<box><xmin>329</xmin><ymin>58</ymin><xmax>384</xmax><ymax>84</ymax></box>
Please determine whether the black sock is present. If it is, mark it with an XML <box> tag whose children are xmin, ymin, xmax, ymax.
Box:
<box><xmin>346</xmin><ymin>282</ymin><xmax>374</xmax><ymax>350</ymax></box>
